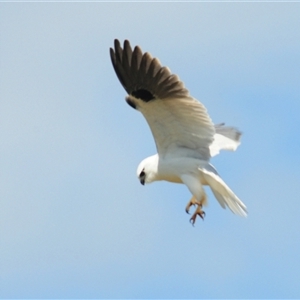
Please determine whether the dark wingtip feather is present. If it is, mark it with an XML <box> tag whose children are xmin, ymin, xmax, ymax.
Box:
<box><xmin>110</xmin><ymin>39</ymin><xmax>190</xmax><ymax>102</ymax></box>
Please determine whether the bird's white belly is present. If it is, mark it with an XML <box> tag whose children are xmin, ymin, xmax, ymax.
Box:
<box><xmin>161</xmin><ymin>173</ymin><xmax>183</xmax><ymax>184</ymax></box>
<box><xmin>157</xmin><ymin>157</ymin><xmax>208</xmax><ymax>185</ymax></box>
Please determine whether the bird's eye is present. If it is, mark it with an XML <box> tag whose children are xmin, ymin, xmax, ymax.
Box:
<box><xmin>140</xmin><ymin>170</ymin><xmax>145</xmax><ymax>177</ymax></box>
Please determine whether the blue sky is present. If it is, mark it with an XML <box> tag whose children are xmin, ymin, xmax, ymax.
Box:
<box><xmin>1</xmin><ymin>2</ymin><xmax>300</xmax><ymax>298</ymax></box>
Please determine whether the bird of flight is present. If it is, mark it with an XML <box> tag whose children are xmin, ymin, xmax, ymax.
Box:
<box><xmin>110</xmin><ymin>39</ymin><xmax>247</xmax><ymax>225</ymax></box>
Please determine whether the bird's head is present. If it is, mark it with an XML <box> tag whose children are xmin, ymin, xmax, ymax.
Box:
<box><xmin>136</xmin><ymin>155</ymin><xmax>159</xmax><ymax>185</ymax></box>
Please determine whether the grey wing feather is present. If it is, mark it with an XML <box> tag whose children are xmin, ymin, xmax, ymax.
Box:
<box><xmin>214</xmin><ymin>123</ymin><xmax>242</xmax><ymax>142</ymax></box>
<box><xmin>210</xmin><ymin>123</ymin><xmax>242</xmax><ymax>157</ymax></box>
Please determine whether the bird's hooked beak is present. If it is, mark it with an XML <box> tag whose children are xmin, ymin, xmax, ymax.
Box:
<box><xmin>139</xmin><ymin>170</ymin><xmax>146</xmax><ymax>186</ymax></box>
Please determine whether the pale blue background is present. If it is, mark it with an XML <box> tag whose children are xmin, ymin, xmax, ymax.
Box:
<box><xmin>1</xmin><ymin>3</ymin><xmax>300</xmax><ymax>298</ymax></box>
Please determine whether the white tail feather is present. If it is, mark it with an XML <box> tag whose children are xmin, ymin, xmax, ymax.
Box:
<box><xmin>201</xmin><ymin>167</ymin><xmax>247</xmax><ymax>217</ymax></box>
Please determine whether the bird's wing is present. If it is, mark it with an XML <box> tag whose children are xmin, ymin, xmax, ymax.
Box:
<box><xmin>210</xmin><ymin>124</ymin><xmax>242</xmax><ymax>157</ymax></box>
<box><xmin>110</xmin><ymin>39</ymin><xmax>215</xmax><ymax>160</ymax></box>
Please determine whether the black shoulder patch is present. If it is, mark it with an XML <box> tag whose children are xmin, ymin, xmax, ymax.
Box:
<box><xmin>132</xmin><ymin>89</ymin><xmax>154</xmax><ymax>102</ymax></box>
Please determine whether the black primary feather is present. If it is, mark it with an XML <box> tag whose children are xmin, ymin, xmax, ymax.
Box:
<box><xmin>110</xmin><ymin>39</ymin><xmax>189</xmax><ymax>105</ymax></box>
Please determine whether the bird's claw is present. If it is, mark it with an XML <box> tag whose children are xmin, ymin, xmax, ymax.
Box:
<box><xmin>189</xmin><ymin>208</ymin><xmax>205</xmax><ymax>226</ymax></box>
<box><xmin>185</xmin><ymin>204</ymin><xmax>195</xmax><ymax>214</ymax></box>
<box><xmin>185</xmin><ymin>196</ymin><xmax>200</xmax><ymax>215</ymax></box>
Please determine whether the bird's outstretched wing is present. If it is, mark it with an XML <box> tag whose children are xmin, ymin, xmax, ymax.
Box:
<box><xmin>110</xmin><ymin>39</ymin><xmax>215</xmax><ymax>160</ymax></box>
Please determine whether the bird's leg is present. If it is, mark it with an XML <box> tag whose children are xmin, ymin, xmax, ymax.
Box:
<box><xmin>185</xmin><ymin>196</ymin><xmax>201</xmax><ymax>214</ymax></box>
<box><xmin>189</xmin><ymin>194</ymin><xmax>207</xmax><ymax>226</ymax></box>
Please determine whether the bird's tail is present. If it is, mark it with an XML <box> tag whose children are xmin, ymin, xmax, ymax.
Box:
<box><xmin>200</xmin><ymin>165</ymin><xmax>247</xmax><ymax>217</ymax></box>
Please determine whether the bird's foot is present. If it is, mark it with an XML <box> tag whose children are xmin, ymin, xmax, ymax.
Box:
<box><xmin>185</xmin><ymin>196</ymin><xmax>201</xmax><ymax>214</ymax></box>
<box><xmin>189</xmin><ymin>205</ymin><xmax>205</xmax><ymax>226</ymax></box>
